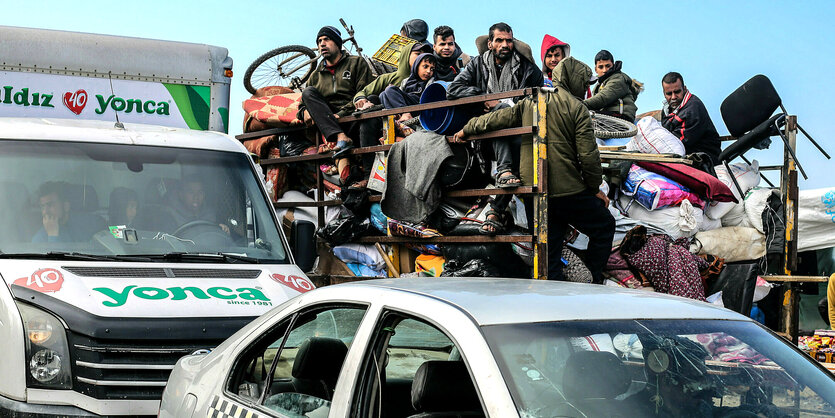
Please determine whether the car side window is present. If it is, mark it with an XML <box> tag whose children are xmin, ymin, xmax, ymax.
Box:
<box><xmin>262</xmin><ymin>306</ymin><xmax>366</xmax><ymax>417</ymax></box>
<box><xmin>225</xmin><ymin>305</ymin><xmax>366</xmax><ymax>417</ymax></box>
<box><xmin>352</xmin><ymin>313</ymin><xmax>485</xmax><ymax>418</ymax></box>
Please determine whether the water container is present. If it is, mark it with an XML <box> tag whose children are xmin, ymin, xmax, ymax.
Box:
<box><xmin>419</xmin><ymin>81</ymin><xmax>474</xmax><ymax>135</ymax></box>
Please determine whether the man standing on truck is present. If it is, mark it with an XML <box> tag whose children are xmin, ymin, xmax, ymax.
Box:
<box><xmin>452</xmin><ymin>66</ymin><xmax>615</xmax><ymax>283</ymax></box>
<box><xmin>297</xmin><ymin>26</ymin><xmax>377</xmax><ymax>188</ymax></box>
<box><xmin>447</xmin><ymin>22</ymin><xmax>543</xmax><ymax>234</ymax></box>
<box><xmin>32</xmin><ymin>181</ymin><xmax>103</xmax><ymax>243</ymax></box>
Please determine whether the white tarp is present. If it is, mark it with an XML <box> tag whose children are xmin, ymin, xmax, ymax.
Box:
<box><xmin>798</xmin><ymin>187</ymin><xmax>835</xmax><ymax>252</ymax></box>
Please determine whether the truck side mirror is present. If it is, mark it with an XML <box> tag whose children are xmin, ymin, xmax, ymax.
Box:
<box><xmin>289</xmin><ymin>220</ymin><xmax>316</xmax><ymax>273</ymax></box>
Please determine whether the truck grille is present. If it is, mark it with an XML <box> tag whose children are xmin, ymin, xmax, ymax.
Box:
<box><xmin>62</xmin><ymin>266</ymin><xmax>262</xmax><ymax>279</ymax></box>
<box><xmin>67</xmin><ymin>332</ymin><xmax>222</xmax><ymax>400</ymax></box>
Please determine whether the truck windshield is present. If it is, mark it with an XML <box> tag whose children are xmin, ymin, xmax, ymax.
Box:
<box><xmin>0</xmin><ymin>140</ymin><xmax>287</xmax><ymax>263</ymax></box>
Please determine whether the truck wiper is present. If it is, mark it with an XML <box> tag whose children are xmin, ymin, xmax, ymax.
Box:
<box><xmin>0</xmin><ymin>251</ymin><xmax>151</xmax><ymax>262</ymax></box>
<box><xmin>145</xmin><ymin>252</ymin><xmax>261</xmax><ymax>264</ymax></box>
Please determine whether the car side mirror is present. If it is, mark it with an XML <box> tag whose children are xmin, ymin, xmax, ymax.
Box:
<box><xmin>289</xmin><ymin>220</ymin><xmax>316</xmax><ymax>273</ymax></box>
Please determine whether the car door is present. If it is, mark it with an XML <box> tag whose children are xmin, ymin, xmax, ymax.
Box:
<box><xmin>213</xmin><ymin>303</ymin><xmax>369</xmax><ymax>418</ymax></box>
<box><xmin>349</xmin><ymin>309</ymin><xmax>489</xmax><ymax>418</ymax></box>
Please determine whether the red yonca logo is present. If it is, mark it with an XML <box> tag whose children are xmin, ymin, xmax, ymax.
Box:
<box><xmin>63</xmin><ymin>90</ymin><xmax>88</xmax><ymax>115</ymax></box>
<box><xmin>270</xmin><ymin>274</ymin><xmax>314</xmax><ymax>293</ymax></box>
<box><xmin>13</xmin><ymin>268</ymin><xmax>65</xmax><ymax>293</ymax></box>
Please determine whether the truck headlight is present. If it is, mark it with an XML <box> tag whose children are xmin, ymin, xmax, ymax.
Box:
<box><xmin>16</xmin><ymin>302</ymin><xmax>72</xmax><ymax>389</ymax></box>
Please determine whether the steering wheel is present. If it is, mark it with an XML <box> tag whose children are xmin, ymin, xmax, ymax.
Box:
<box><xmin>172</xmin><ymin>220</ymin><xmax>232</xmax><ymax>246</ymax></box>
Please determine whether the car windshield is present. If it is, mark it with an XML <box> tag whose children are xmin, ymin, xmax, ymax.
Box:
<box><xmin>0</xmin><ymin>140</ymin><xmax>287</xmax><ymax>263</ymax></box>
<box><xmin>483</xmin><ymin>319</ymin><xmax>835</xmax><ymax>418</ymax></box>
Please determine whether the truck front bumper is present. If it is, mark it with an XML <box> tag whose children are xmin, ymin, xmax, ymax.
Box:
<box><xmin>0</xmin><ymin>392</ymin><xmax>95</xmax><ymax>417</ymax></box>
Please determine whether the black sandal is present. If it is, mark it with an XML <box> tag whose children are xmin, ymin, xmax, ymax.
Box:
<box><xmin>479</xmin><ymin>209</ymin><xmax>504</xmax><ymax>236</ymax></box>
<box><xmin>495</xmin><ymin>170</ymin><xmax>521</xmax><ymax>189</ymax></box>
<box><xmin>331</xmin><ymin>139</ymin><xmax>354</xmax><ymax>160</ymax></box>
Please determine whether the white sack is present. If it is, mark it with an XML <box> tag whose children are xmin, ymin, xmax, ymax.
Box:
<box><xmin>744</xmin><ymin>187</ymin><xmax>777</xmax><ymax>233</ymax></box>
<box><xmin>619</xmin><ymin>195</ymin><xmax>702</xmax><ymax>239</ymax></box>
<box><xmin>706</xmin><ymin>160</ymin><xmax>760</xmax><ymax>220</ymax></box>
<box><xmin>627</xmin><ymin>117</ymin><xmax>686</xmax><ymax>156</ymax></box>
<box><xmin>721</xmin><ymin>187</ymin><xmax>776</xmax><ymax>229</ymax></box>
<box><xmin>700</xmin><ymin>216</ymin><xmax>723</xmax><ymax>232</ymax></box>
<box><xmin>798</xmin><ymin>187</ymin><xmax>835</xmax><ymax>252</ymax></box>
<box><xmin>691</xmin><ymin>226</ymin><xmax>767</xmax><ymax>262</ymax></box>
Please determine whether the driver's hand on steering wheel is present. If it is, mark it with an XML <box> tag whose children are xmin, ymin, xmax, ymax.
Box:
<box><xmin>219</xmin><ymin>223</ymin><xmax>230</xmax><ymax>234</ymax></box>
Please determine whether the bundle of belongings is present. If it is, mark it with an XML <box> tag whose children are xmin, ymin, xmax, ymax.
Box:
<box><xmin>240</xmin><ymin>79</ymin><xmax>784</xmax><ymax>317</ymax></box>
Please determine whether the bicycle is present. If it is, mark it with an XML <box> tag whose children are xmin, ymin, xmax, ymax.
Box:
<box><xmin>243</xmin><ymin>18</ymin><xmax>387</xmax><ymax>95</ymax></box>
<box><xmin>591</xmin><ymin>111</ymin><xmax>637</xmax><ymax>139</ymax></box>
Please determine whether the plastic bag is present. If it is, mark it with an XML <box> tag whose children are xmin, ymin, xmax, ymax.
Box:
<box><xmin>705</xmin><ymin>262</ymin><xmax>758</xmax><ymax>315</ymax></box>
<box><xmin>442</xmin><ymin>259</ymin><xmax>501</xmax><ymax>277</ymax></box>
<box><xmin>316</xmin><ymin>215</ymin><xmax>372</xmax><ymax>247</ymax></box>
<box><xmin>333</xmin><ymin>243</ymin><xmax>386</xmax><ymax>271</ymax></box>
<box><xmin>627</xmin><ymin>116</ymin><xmax>686</xmax><ymax>156</ymax></box>
<box><xmin>369</xmin><ymin>203</ymin><xmax>389</xmax><ymax>234</ymax></box>
<box><xmin>705</xmin><ymin>161</ymin><xmax>760</xmax><ymax>220</ymax></box>
<box><xmin>279</xmin><ymin>134</ymin><xmax>313</xmax><ymax>157</ymax></box>
<box><xmin>797</xmin><ymin>187</ymin><xmax>835</xmax><ymax>252</ymax></box>
<box><xmin>622</xmin><ymin>165</ymin><xmax>705</xmax><ymax>210</ymax></box>
<box><xmin>367</xmin><ymin>151</ymin><xmax>388</xmax><ymax>193</ymax></box>
<box><xmin>618</xmin><ymin>195</ymin><xmax>702</xmax><ymax>239</ymax></box>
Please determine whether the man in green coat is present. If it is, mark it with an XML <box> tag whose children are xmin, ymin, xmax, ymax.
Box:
<box><xmin>583</xmin><ymin>49</ymin><xmax>638</xmax><ymax>122</ymax></box>
<box><xmin>453</xmin><ymin>61</ymin><xmax>614</xmax><ymax>283</ymax></box>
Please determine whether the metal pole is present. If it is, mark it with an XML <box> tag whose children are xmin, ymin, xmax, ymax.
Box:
<box><xmin>780</xmin><ymin>115</ymin><xmax>799</xmax><ymax>343</ymax></box>
<box><xmin>532</xmin><ymin>90</ymin><xmax>549</xmax><ymax>280</ymax></box>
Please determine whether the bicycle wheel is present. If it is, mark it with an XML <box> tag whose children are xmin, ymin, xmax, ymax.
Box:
<box><xmin>244</xmin><ymin>45</ymin><xmax>317</xmax><ymax>95</ymax></box>
<box><xmin>591</xmin><ymin>112</ymin><xmax>638</xmax><ymax>139</ymax></box>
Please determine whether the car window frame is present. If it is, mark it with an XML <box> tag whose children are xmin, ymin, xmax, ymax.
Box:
<box><xmin>349</xmin><ymin>308</ymin><xmax>486</xmax><ymax>418</ymax></box>
<box><xmin>222</xmin><ymin>302</ymin><xmax>370</xmax><ymax>415</ymax></box>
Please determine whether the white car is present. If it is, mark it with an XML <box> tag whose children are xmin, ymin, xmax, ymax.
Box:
<box><xmin>160</xmin><ymin>278</ymin><xmax>835</xmax><ymax>417</ymax></box>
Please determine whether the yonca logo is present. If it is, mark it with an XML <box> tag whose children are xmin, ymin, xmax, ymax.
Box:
<box><xmin>95</xmin><ymin>94</ymin><xmax>170</xmax><ymax>115</ymax></box>
<box><xmin>92</xmin><ymin>285</ymin><xmax>270</xmax><ymax>307</ymax></box>
<box><xmin>0</xmin><ymin>86</ymin><xmax>55</xmax><ymax>108</ymax></box>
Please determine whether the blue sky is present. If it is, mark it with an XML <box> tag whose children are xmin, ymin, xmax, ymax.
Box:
<box><xmin>5</xmin><ymin>0</ymin><xmax>835</xmax><ymax>189</ymax></box>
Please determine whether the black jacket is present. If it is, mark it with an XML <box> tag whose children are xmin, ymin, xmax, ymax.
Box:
<box><xmin>662</xmin><ymin>92</ymin><xmax>721</xmax><ymax>162</ymax></box>
<box><xmin>447</xmin><ymin>51</ymin><xmax>543</xmax><ymax>99</ymax></box>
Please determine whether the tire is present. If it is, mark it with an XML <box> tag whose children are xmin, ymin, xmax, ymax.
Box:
<box><xmin>591</xmin><ymin>112</ymin><xmax>638</xmax><ymax>139</ymax></box>
<box><xmin>244</xmin><ymin>45</ymin><xmax>317</xmax><ymax>95</ymax></box>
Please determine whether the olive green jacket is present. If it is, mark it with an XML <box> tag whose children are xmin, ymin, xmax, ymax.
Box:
<box><xmin>551</xmin><ymin>56</ymin><xmax>593</xmax><ymax>100</ymax></box>
<box><xmin>304</xmin><ymin>51</ymin><xmax>373</xmax><ymax>116</ymax></box>
<box><xmin>353</xmin><ymin>41</ymin><xmax>417</xmax><ymax>102</ymax></box>
<box><xmin>462</xmin><ymin>89</ymin><xmax>601</xmax><ymax>197</ymax></box>
<box><xmin>583</xmin><ymin>63</ymin><xmax>637</xmax><ymax>121</ymax></box>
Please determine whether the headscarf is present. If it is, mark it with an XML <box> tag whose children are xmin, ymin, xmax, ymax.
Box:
<box><xmin>540</xmin><ymin>34</ymin><xmax>570</xmax><ymax>79</ymax></box>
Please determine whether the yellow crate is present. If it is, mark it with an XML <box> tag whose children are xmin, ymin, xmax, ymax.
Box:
<box><xmin>372</xmin><ymin>34</ymin><xmax>413</xmax><ymax>67</ymax></box>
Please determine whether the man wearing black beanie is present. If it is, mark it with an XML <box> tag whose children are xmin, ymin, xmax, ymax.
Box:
<box><xmin>297</xmin><ymin>26</ymin><xmax>376</xmax><ymax>187</ymax></box>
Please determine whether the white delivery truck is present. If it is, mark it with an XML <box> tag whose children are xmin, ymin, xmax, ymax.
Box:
<box><xmin>0</xmin><ymin>27</ymin><xmax>316</xmax><ymax>416</ymax></box>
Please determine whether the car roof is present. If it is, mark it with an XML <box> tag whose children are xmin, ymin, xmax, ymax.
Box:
<box><xmin>338</xmin><ymin>278</ymin><xmax>748</xmax><ymax>325</ymax></box>
<box><xmin>0</xmin><ymin>117</ymin><xmax>245</xmax><ymax>153</ymax></box>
